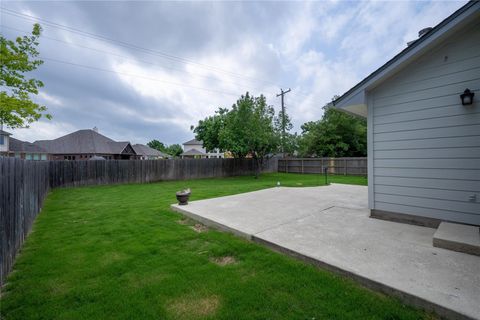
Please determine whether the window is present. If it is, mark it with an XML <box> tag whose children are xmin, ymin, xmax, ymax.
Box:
<box><xmin>14</xmin><ymin>153</ymin><xmax>21</xmax><ymax>158</ymax></box>
<box><xmin>0</xmin><ymin>135</ymin><xmax>4</xmax><ymax>145</ymax></box>
<box><xmin>25</xmin><ymin>154</ymin><xmax>33</xmax><ymax>160</ymax></box>
<box><xmin>33</xmin><ymin>154</ymin><xmax>40</xmax><ymax>160</ymax></box>
<box><xmin>41</xmin><ymin>154</ymin><xmax>47</xmax><ymax>160</ymax></box>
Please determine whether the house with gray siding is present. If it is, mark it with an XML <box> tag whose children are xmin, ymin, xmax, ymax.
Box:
<box><xmin>181</xmin><ymin>139</ymin><xmax>224</xmax><ymax>159</ymax></box>
<box><xmin>334</xmin><ymin>1</ymin><xmax>479</xmax><ymax>227</ymax></box>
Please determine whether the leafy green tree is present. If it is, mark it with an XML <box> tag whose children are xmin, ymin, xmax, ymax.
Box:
<box><xmin>147</xmin><ymin>139</ymin><xmax>167</xmax><ymax>152</ymax></box>
<box><xmin>222</xmin><ymin>93</ymin><xmax>278</xmax><ymax>177</ymax></box>
<box><xmin>274</xmin><ymin>109</ymin><xmax>297</xmax><ymax>156</ymax></box>
<box><xmin>282</xmin><ymin>132</ymin><xmax>299</xmax><ymax>156</ymax></box>
<box><xmin>299</xmin><ymin>104</ymin><xmax>366</xmax><ymax>157</ymax></box>
<box><xmin>0</xmin><ymin>23</ymin><xmax>51</xmax><ymax>129</ymax></box>
<box><xmin>193</xmin><ymin>108</ymin><xmax>228</xmax><ymax>153</ymax></box>
<box><xmin>195</xmin><ymin>92</ymin><xmax>279</xmax><ymax>178</ymax></box>
<box><xmin>166</xmin><ymin>144</ymin><xmax>183</xmax><ymax>157</ymax></box>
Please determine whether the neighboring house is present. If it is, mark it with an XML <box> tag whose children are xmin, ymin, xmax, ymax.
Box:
<box><xmin>181</xmin><ymin>139</ymin><xmax>224</xmax><ymax>159</ymax></box>
<box><xmin>0</xmin><ymin>130</ymin><xmax>49</xmax><ymax>160</ymax></box>
<box><xmin>132</xmin><ymin>144</ymin><xmax>169</xmax><ymax>160</ymax></box>
<box><xmin>34</xmin><ymin>128</ymin><xmax>138</xmax><ymax>160</ymax></box>
<box><xmin>334</xmin><ymin>1</ymin><xmax>479</xmax><ymax>226</ymax></box>
<box><xmin>0</xmin><ymin>130</ymin><xmax>10</xmax><ymax>154</ymax></box>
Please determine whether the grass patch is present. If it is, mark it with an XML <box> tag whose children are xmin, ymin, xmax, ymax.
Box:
<box><xmin>1</xmin><ymin>173</ymin><xmax>431</xmax><ymax>319</ymax></box>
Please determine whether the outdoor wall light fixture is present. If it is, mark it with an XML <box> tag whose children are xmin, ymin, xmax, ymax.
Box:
<box><xmin>460</xmin><ymin>89</ymin><xmax>475</xmax><ymax>106</ymax></box>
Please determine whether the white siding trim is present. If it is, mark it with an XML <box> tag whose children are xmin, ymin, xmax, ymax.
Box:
<box><xmin>367</xmin><ymin>93</ymin><xmax>374</xmax><ymax>209</ymax></box>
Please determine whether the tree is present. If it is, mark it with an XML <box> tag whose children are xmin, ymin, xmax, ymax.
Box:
<box><xmin>165</xmin><ymin>144</ymin><xmax>182</xmax><ymax>157</ymax></box>
<box><xmin>298</xmin><ymin>103</ymin><xmax>367</xmax><ymax>157</ymax></box>
<box><xmin>194</xmin><ymin>92</ymin><xmax>279</xmax><ymax>178</ymax></box>
<box><xmin>147</xmin><ymin>140</ymin><xmax>183</xmax><ymax>157</ymax></box>
<box><xmin>282</xmin><ymin>132</ymin><xmax>299</xmax><ymax>156</ymax></box>
<box><xmin>0</xmin><ymin>23</ymin><xmax>51</xmax><ymax>129</ymax></box>
<box><xmin>147</xmin><ymin>139</ymin><xmax>167</xmax><ymax>152</ymax></box>
<box><xmin>274</xmin><ymin>109</ymin><xmax>297</xmax><ymax>156</ymax></box>
<box><xmin>193</xmin><ymin>108</ymin><xmax>228</xmax><ymax>153</ymax></box>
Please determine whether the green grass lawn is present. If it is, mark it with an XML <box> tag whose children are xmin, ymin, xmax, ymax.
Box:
<box><xmin>1</xmin><ymin>173</ymin><xmax>431</xmax><ymax>319</ymax></box>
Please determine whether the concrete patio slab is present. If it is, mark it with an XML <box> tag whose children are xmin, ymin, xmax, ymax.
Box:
<box><xmin>171</xmin><ymin>184</ymin><xmax>480</xmax><ymax>320</ymax></box>
<box><xmin>433</xmin><ymin>222</ymin><xmax>480</xmax><ymax>256</ymax></box>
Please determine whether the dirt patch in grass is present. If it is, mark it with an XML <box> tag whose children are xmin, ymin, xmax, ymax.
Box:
<box><xmin>47</xmin><ymin>280</ymin><xmax>69</xmax><ymax>296</ymax></box>
<box><xmin>177</xmin><ymin>218</ymin><xmax>190</xmax><ymax>225</ymax></box>
<box><xmin>167</xmin><ymin>295</ymin><xmax>220</xmax><ymax>319</ymax></box>
<box><xmin>210</xmin><ymin>256</ymin><xmax>237</xmax><ymax>266</ymax></box>
<box><xmin>100</xmin><ymin>251</ymin><xmax>130</xmax><ymax>266</ymax></box>
<box><xmin>190</xmin><ymin>223</ymin><xmax>208</xmax><ymax>233</ymax></box>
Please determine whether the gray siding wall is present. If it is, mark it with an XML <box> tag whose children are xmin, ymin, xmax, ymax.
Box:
<box><xmin>369</xmin><ymin>20</ymin><xmax>480</xmax><ymax>225</ymax></box>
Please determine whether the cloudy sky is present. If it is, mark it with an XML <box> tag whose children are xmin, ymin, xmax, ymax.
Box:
<box><xmin>1</xmin><ymin>0</ymin><xmax>466</xmax><ymax>145</ymax></box>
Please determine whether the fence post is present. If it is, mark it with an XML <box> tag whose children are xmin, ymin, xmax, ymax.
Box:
<box><xmin>344</xmin><ymin>158</ymin><xmax>347</xmax><ymax>176</ymax></box>
<box><xmin>301</xmin><ymin>159</ymin><xmax>304</xmax><ymax>174</ymax></box>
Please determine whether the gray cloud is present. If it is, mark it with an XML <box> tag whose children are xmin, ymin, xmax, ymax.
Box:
<box><xmin>1</xmin><ymin>0</ymin><xmax>466</xmax><ymax>145</ymax></box>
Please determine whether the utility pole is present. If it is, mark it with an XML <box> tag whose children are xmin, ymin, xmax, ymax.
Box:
<box><xmin>276</xmin><ymin>88</ymin><xmax>291</xmax><ymax>157</ymax></box>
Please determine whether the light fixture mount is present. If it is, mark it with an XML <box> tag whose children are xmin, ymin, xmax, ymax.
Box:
<box><xmin>460</xmin><ymin>89</ymin><xmax>474</xmax><ymax>106</ymax></box>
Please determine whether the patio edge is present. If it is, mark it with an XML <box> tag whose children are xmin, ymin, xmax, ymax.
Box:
<box><xmin>251</xmin><ymin>236</ymin><xmax>475</xmax><ymax>320</ymax></box>
<box><xmin>170</xmin><ymin>203</ymin><xmax>476</xmax><ymax>320</ymax></box>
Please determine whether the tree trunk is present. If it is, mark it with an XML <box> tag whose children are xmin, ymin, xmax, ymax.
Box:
<box><xmin>254</xmin><ymin>156</ymin><xmax>263</xmax><ymax>179</ymax></box>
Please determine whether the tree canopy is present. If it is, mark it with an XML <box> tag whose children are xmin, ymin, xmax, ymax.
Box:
<box><xmin>165</xmin><ymin>144</ymin><xmax>183</xmax><ymax>157</ymax></box>
<box><xmin>147</xmin><ymin>139</ymin><xmax>167</xmax><ymax>153</ymax></box>
<box><xmin>194</xmin><ymin>92</ymin><xmax>279</xmax><ymax>177</ymax></box>
<box><xmin>147</xmin><ymin>140</ymin><xmax>183</xmax><ymax>158</ymax></box>
<box><xmin>0</xmin><ymin>23</ymin><xmax>51</xmax><ymax>129</ymax></box>
<box><xmin>298</xmin><ymin>105</ymin><xmax>367</xmax><ymax>157</ymax></box>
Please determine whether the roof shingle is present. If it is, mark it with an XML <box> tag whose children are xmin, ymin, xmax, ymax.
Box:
<box><xmin>34</xmin><ymin>129</ymin><xmax>135</xmax><ymax>155</ymax></box>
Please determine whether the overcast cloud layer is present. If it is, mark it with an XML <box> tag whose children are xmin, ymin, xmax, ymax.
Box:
<box><xmin>1</xmin><ymin>0</ymin><xmax>466</xmax><ymax>145</ymax></box>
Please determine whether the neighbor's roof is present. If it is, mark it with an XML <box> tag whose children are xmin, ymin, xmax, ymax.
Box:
<box><xmin>132</xmin><ymin>144</ymin><xmax>167</xmax><ymax>157</ymax></box>
<box><xmin>181</xmin><ymin>148</ymin><xmax>207</xmax><ymax>156</ymax></box>
<box><xmin>34</xmin><ymin>129</ymin><xmax>135</xmax><ymax>155</ymax></box>
<box><xmin>0</xmin><ymin>130</ymin><xmax>12</xmax><ymax>136</ymax></box>
<box><xmin>333</xmin><ymin>0</ymin><xmax>480</xmax><ymax>116</ymax></box>
<box><xmin>183</xmin><ymin>139</ymin><xmax>202</xmax><ymax>145</ymax></box>
<box><xmin>9</xmin><ymin>137</ymin><xmax>48</xmax><ymax>153</ymax></box>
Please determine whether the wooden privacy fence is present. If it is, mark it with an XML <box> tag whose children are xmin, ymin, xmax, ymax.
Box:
<box><xmin>48</xmin><ymin>157</ymin><xmax>277</xmax><ymax>188</ymax></box>
<box><xmin>0</xmin><ymin>158</ymin><xmax>50</xmax><ymax>285</ymax></box>
<box><xmin>0</xmin><ymin>157</ymin><xmax>277</xmax><ymax>285</ymax></box>
<box><xmin>278</xmin><ymin>157</ymin><xmax>367</xmax><ymax>175</ymax></box>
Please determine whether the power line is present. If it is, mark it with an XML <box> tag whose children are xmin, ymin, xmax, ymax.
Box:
<box><xmin>39</xmin><ymin>56</ymin><xmax>241</xmax><ymax>97</ymax></box>
<box><xmin>1</xmin><ymin>8</ymin><xmax>326</xmax><ymax>104</ymax></box>
<box><xmin>0</xmin><ymin>24</ymin><xmax>269</xmax><ymax>93</ymax></box>
<box><xmin>1</xmin><ymin>8</ymin><xmax>290</xmax><ymax>89</ymax></box>
<box><xmin>1</xmin><ymin>9</ymin><xmax>331</xmax><ymax>110</ymax></box>
<box><xmin>1</xmin><ymin>25</ymin><xmax>325</xmax><ymax>113</ymax></box>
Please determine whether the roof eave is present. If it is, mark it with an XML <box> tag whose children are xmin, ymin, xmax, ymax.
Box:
<box><xmin>333</xmin><ymin>1</ymin><xmax>480</xmax><ymax>117</ymax></box>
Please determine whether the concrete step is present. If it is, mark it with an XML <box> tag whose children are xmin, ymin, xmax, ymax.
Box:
<box><xmin>433</xmin><ymin>222</ymin><xmax>480</xmax><ymax>256</ymax></box>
